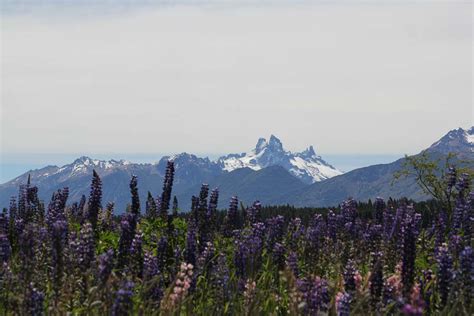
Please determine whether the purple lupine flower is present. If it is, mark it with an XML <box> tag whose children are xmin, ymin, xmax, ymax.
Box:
<box><xmin>196</xmin><ymin>184</ymin><xmax>210</xmax><ymax>247</ymax></box>
<box><xmin>448</xmin><ymin>234</ymin><xmax>463</xmax><ymax>262</ymax></box>
<box><xmin>251</xmin><ymin>222</ymin><xmax>266</xmax><ymax>241</ymax></box>
<box><xmin>224</xmin><ymin>196</ymin><xmax>239</xmax><ymax>236</ymax></box>
<box><xmin>197</xmin><ymin>241</ymin><xmax>215</xmax><ymax>273</ymax></box>
<box><xmin>56</xmin><ymin>186</ymin><xmax>68</xmax><ymax>213</ymax></box>
<box><xmin>272</xmin><ymin>242</ymin><xmax>285</xmax><ymax>271</ymax></box>
<box><xmin>452</xmin><ymin>200</ymin><xmax>464</xmax><ymax>235</ymax></box>
<box><xmin>234</xmin><ymin>223</ymin><xmax>265</xmax><ymax>283</ymax></box>
<box><xmin>382</xmin><ymin>271</ymin><xmax>402</xmax><ymax>307</ymax></box>
<box><xmin>170</xmin><ymin>245</ymin><xmax>182</xmax><ymax>279</ymax></box>
<box><xmin>51</xmin><ymin>219</ymin><xmax>68</xmax><ymax>294</ymax></box>
<box><xmin>17</xmin><ymin>184</ymin><xmax>27</xmax><ymax>221</ymax></box>
<box><xmin>143</xmin><ymin>250</ymin><xmax>163</xmax><ymax>306</ymax></box>
<box><xmin>156</xmin><ymin>235</ymin><xmax>169</xmax><ymax>272</ymax></box>
<box><xmin>8</xmin><ymin>197</ymin><xmax>17</xmax><ymax>224</ymax></box>
<box><xmin>190</xmin><ymin>195</ymin><xmax>199</xmax><ymax>222</ymax></box>
<box><xmin>97</xmin><ymin>249</ymin><xmax>114</xmax><ymax>285</ymax></box>
<box><xmin>374</xmin><ymin>197</ymin><xmax>386</xmax><ymax>224</ymax></box>
<box><xmin>305</xmin><ymin>214</ymin><xmax>324</xmax><ymax>262</ymax></box>
<box><xmin>402</xmin><ymin>214</ymin><xmax>416</xmax><ymax>297</ymax></box>
<box><xmin>212</xmin><ymin>253</ymin><xmax>230</xmax><ymax>304</ymax></box>
<box><xmin>246</xmin><ymin>201</ymin><xmax>262</xmax><ymax>225</ymax></box>
<box><xmin>0</xmin><ymin>211</ymin><xmax>8</xmax><ymax>235</ymax></box>
<box><xmin>344</xmin><ymin>259</ymin><xmax>357</xmax><ymax>294</ymax></box>
<box><xmin>434</xmin><ymin>210</ymin><xmax>447</xmax><ymax>252</ymax></box>
<box><xmin>112</xmin><ymin>281</ymin><xmax>134</xmax><ymax>316</ymax></box>
<box><xmin>160</xmin><ymin>160</ymin><xmax>175</xmax><ymax>218</ymax></box>
<box><xmin>129</xmin><ymin>175</ymin><xmax>141</xmax><ymax>220</ymax></box>
<box><xmin>327</xmin><ymin>210</ymin><xmax>338</xmax><ymax>241</ymax></box>
<box><xmin>143</xmin><ymin>251</ymin><xmax>159</xmax><ymax>279</ymax></box>
<box><xmin>198</xmin><ymin>184</ymin><xmax>209</xmax><ymax>213</ymax></box>
<box><xmin>446</xmin><ymin>166</ymin><xmax>457</xmax><ymax>191</ymax></box>
<box><xmin>390</xmin><ymin>207</ymin><xmax>405</xmax><ymax>241</ymax></box>
<box><xmin>299</xmin><ymin>276</ymin><xmax>330</xmax><ymax>314</ymax></box>
<box><xmin>463</xmin><ymin>191</ymin><xmax>473</xmax><ymax>245</ymax></box>
<box><xmin>287</xmin><ymin>217</ymin><xmax>305</xmax><ymax>250</ymax></box>
<box><xmin>101</xmin><ymin>202</ymin><xmax>115</xmax><ymax>231</ymax></box>
<box><xmin>18</xmin><ymin>223</ymin><xmax>35</xmax><ymax>280</ymax></box>
<box><xmin>86</xmin><ymin>170</ymin><xmax>102</xmax><ymax>233</ymax></box>
<box><xmin>436</xmin><ymin>243</ymin><xmax>453</xmax><ymax>307</ymax></box>
<box><xmin>46</xmin><ymin>189</ymin><xmax>68</xmax><ymax>230</ymax></box>
<box><xmin>117</xmin><ymin>213</ymin><xmax>136</xmax><ymax>270</ymax></box>
<box><xmin>459</xmin><ymin>246</ymin><xmax>473</xmax><ymax>307</ymax></box>
<box><xmin>78</xmin><ymin>222</ymin><xmax>95</xmax><ymax>271</ymax></box>
<box><xmin>455</xmin><ymin>173</ymin><xmax>470</xmax><ymax>194</ymax></box>
<box><xmin>130</xmin><ymin>231</ymin><xmax>144</xmax><ymax>277</ymax></box>
<box><xmin>191</xmin><ymin>241</ymin><xmax>216</xmax><ymax>293</ymax></box>
<box><xmin>206</xmin><ymin>188</ymin><xmax>219</xmax><ymax>232</ymax></box>
<box><xmin>286</xmin><ymin>251</ymin><xmax>299</xmax><ymax>277</ymax></box>
<box><xmin>233</xmin><ymin>238</ymin><xmax>247</xmax><ymax>282</ymax></box>
<box><xmin>0</xmin><ymin>262</ymin><xmax>13</xmax><ymax>302</ymax></box>
<box><xmin>341</xmin><ymin>198</ymin><xmax>357</xmax><ymax>224</ymax></box>
<box><xmin>66</xmin><ymin>230</ymin><xmax>80</xmax><ymax>270</ymax></box>
<box><xmin>184</xmin><ymin>220</ymin><xmax>197</xmax><ymax>267</ymax></box>
<box><xmin>365</xmin><ymin>224</ymin><xmax>382</xmax><ymax>252</ymax></box>
<box><xmin>382</xmin><ymin>205</ymin><xmax>394</xmax><ymax>240</ymax></box>
<box><xmin>418</xmin><ymin>269</ymin><xmax>433</xmax><ymax>315</ymax></box>
<box><xmin>265</xmin><ymin>215</ymin><xmax>285</xmax><ymax>251</ymax></box>
<box><xmin>26</xmin><ymin>283</ymin><xmax>44</xmax><ymax>316</ymax></box>
<box><xmin>0</xmin><ymin>234</ymin><xmax>10</xmax><ymax>263</ymax></box>
<box><xmin>336</xmin><ymin>292</ymin><xmax>351</xmax><ymax>316</ymax></box>
<box><xmin>369</xmin><ymin>251</ymin><xmax>384</xmax><ymax>309</ymax></box>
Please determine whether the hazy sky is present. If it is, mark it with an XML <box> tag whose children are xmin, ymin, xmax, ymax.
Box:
<box><xmin>1</xmin><ymin>1</ymin><xmax>472</xmax><ymax>160</ymax></box>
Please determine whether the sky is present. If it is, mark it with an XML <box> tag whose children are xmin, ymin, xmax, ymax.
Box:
<box><xmin>1</xmin><ymin>0</ymin><xmax>473</xmax><ymax>181</ymax></box>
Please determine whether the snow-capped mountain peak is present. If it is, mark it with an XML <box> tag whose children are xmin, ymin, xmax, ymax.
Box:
<box><xmin>428</xmin><ymin>126</ymin><xmax>474</xmax><ymax>155</ymax></box>
<box><xmin>217</xmin><ymin>135</ymin><xmax>342</xmax><ymax>184</ymax></box>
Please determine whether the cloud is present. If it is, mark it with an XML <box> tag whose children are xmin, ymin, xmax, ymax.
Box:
<box><xmin>1</xmin><ymin>1</ymin><xmax>472</xmax><ymax>156</ymax></box>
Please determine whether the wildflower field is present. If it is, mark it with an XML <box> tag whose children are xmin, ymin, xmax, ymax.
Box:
<box><xmin>0</xmin><ymin>161</ymin><xmax>472</xmax><ymax>315</ymax></box>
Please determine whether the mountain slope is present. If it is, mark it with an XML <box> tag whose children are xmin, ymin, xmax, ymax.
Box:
<box><xmin>179</xmin><ymin>166</ymin><xmax>307</xmax><ymax>210</ymax></box>
<box><xmin>282</xmin><ymin>127</ymin><xmax>474</xmax><ymax>207</ymax></box>
<box><xmin>278</xmin><ymin>158</ymin><xmax>423</xmax><ymax>207</ymax></box>
<box><xmin>217</xmin><ymin>135</ymin><xmax>342</xmax><ymax>184</ymax></box>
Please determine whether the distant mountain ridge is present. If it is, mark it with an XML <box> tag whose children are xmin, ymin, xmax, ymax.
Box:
<box><xmin>0</xmin><ymin>127</ymin><xmax>472</xmax><ymax>211</ymax></box>
<box><xmin>0</xmin><ymin>135</ymin><xmax>338</xmax><ymax>210</ymax></box>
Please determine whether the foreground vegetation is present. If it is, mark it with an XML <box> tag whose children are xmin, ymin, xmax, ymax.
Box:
<box><xmin>0</xmin><ymin>161</ymin><xmax>472</xmax><ymax>315</ymax></box>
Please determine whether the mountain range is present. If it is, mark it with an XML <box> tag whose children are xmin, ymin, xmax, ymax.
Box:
<box><xmin>0</xmin><ymin>127</ymin><xmax>472</xmax><ymax>212</ymax></box>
